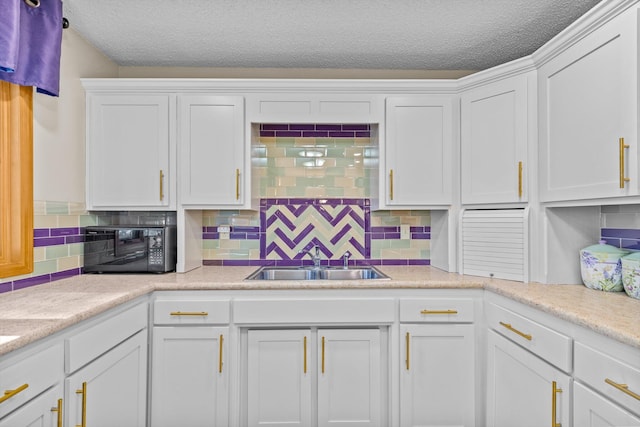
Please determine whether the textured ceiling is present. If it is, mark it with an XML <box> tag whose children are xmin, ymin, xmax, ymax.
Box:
<box><xmin>62</xmin><ymin>0</ymin><xmax>602</xmax><ymax>71</ymax></box>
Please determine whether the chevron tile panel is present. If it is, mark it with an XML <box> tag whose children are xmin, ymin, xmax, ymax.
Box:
<box><xmin>262</xmin><ymin>198</ymin><xmax>369</xmax><ymax>261</ymax></box>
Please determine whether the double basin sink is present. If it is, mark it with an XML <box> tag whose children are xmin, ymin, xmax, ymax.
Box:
<box><xmin>246</xmin><ymin>265</ymin><xmax>389</xmax><ymax>281</ymax></box>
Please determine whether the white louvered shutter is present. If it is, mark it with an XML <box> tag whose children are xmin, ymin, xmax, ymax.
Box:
<box><xmin>460</xmin><ymin>209</ymin><xmax>528</xmax><ymax>282</ymax></box>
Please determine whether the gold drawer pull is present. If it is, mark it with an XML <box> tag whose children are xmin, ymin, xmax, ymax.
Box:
<box><xmin>0</xmin><ymin>383</ymin><xmax>28</xmax><ymax>403</ymax></box>
<box><xmin>405</xmin><ymin>332</ymin><xmax>410</xmax><ymax>371</ymax></box>
<box><xmin>303</xmin><ymin>336</ymin><xmax>308</xmax><ymax>374</ymax></box>
<box><xmin>219</xmin><ymin>334</ymin><xmax>224</xmax><ymax>373</ymax></box>
<box><xmin>321</xmin><ymin>336</ymin><xmax>326</xmax><ymax>374</ymax></box>
<box><xmin>552</xmin><ymin>381</ymin><xmax>562</xmax><ymax>427</ymax></box>
<box><xmin>159</xmin><ymin>169</ymin><xmax>165</xmax><ymax>201</ymax></box>
<box><xmin>518</xmin><ymin>161</ymin><xmax>523</xmax><ymax>198</ymax></box>
<box><xmin>170</xmin><ymin>311</ymin><xmax>208</xmax><ymax>316</ymax></box>
<box><xmin>420</xmin><ymin>309</ymin><xmax>458</xmax><ymax>315</ymax></box>
<box><xmin>499</xmin><ymin>321</ymin><xmax>532</xmax><ymax>341</ymax></box>
<box><xmin>235</xmin><ymin>168</ymin><xmax>240</xmax><ymax>200</ymax></box>
<box><xmin>620</xmin><ymin>137</ymin><xmax>630</xmax><ymax>188</ymax></box>
<box><xmin>76</xmin><ymin>382</ymin><xmax>87</xmax><ymax>427</ymax></box>
<box><xmin>51</xmin><ymin>398</ymin><xmax>63</xmax><ymax>427</ymax></box>
<box><xmin>605</xmin><ymin>378</ymin><xmax>640</xmax><ymax>401</ymax></box>
<box><xmin>389</xmin><ymin>169</ymin><xmax>394</xmax><ymax>201</ymax></box>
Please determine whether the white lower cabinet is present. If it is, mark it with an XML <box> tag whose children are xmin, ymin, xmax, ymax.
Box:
<box><xmin>0</xmin><ymin>383</ymin><xmax>63</xmax><ymax>427</ymax></box>
<box><xmin>247</xmin><ymin>328</ymin><xmax>383</xmax><ymax>427</ymax></box>
<box><xmin>65</xmin><ymin>329</ymin><xmax>148</xmax><ymax>427</ymax></box>
<box><xmin>400</xmin><ymin>324</ymin><xmax>475</xmax><ymax>427</ymax></box>
<box><xmin>247</xmin><ymin>329</ymin><xmax>312</xmax><ymax>427</ymax></box>
<box><xmin>151</xmin><ymin>327</ymin><xmax>228</xmax><ymax>427</ymax></box>
<box><xmin>574</xmin><ymin>382</ymin><xmax>640</xmax><ymax>427</ymax></box>
<box><xmin>486</xmin><ymin>330</ymin><xmax>570</xmax><ymax>427</ymax></box>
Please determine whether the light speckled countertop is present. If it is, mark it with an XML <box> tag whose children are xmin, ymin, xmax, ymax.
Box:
<box><xmin>0</xmin><ymin>266</ymin><xmax>638</xmax><ymax>356</ymax></box>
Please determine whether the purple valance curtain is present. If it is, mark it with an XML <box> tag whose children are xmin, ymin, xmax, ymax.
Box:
<box><xmin>0</xmin><ymin>0</ymin><xmax>63</xmax><ymax>96</ymax></box>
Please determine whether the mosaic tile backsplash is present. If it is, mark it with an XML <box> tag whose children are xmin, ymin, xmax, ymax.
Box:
<box><xmin>252</xmin><ymin>123</ymin><xmax>378</xmax><ymax>199</ymax></box>
<box><xmin>203</xmin><ymin>198</ymin><xmax>431</xmax><ymax>266</ymax></box>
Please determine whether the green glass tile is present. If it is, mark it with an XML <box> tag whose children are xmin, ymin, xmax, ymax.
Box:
<box><xmin>389</xmin><ymin>240</ymin><xmax>411</xmax><ymax>249</ymax></box>
<box><xmin>326</xmin><ymin>187</ymin><xmax>345</xmax><ymax>197</ymax></box>
<box><xmin>275</xmin><ymin>137</ymin><xmax>296</xmax><ymax>146</ymax></box>
<box><xmin>240</xmin><ymin>240</ymin><xmax>260</xmax><ymax>250</ymax></box>
<box><xmin>203</xmin><ymin>240</ymin><xmax>220</xmax><ymax>250</ymax></box>
<box><xmin>69</xmin><ymin>243</ymin><xmax>84</xmax><ymax>256</ymax></box>
<box><xmin>34</xmin><ymin>260</ymin><xmax>57</xmax><ymax>275</ymax></box>
<box><xmin>46</xmin><ymin>245</ymin><xmax>69</xmax><ymax>260</ymax></box>
<box><xmin>45</xmin><ymin>201</ymin><xmax>69</xmax><ymax>215</ymax></box>
<box><xmin>79</xmin><ymin>215</ymin><xmax>99</xmax><ymax>226</ymax></box>
<box><xmin>326</xmin><ymin>167</ymin><xmax>346</xmax><ymax>177</ymax></box>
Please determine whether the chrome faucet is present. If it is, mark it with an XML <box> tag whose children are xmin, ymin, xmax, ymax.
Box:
<box><xmin>299</xmin><ymin>245</ymin><xmax>322</xmax><ymax>268</ymax></box>
<box><xmin>342</xmin><ymin>251</ymin><xmax>352</xmax><ymax>269</ymax></box>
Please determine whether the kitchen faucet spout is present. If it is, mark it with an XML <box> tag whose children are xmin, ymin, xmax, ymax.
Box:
<box><xmin>299</xmin><ymin>245</ymin><xmax>322</xmax><ymax>268</ymax></box>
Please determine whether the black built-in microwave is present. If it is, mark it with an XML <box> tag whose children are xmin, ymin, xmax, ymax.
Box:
<box><xmin>83</xmin><ymin>226</ymin><xmax>177</xmax><ymax>273</ymax></box>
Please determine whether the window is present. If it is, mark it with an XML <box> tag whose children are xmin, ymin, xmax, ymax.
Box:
<box><xmin>0</xmin><ymin>81</ymin><xmax>33</xmax><ymax>278</ymax></box>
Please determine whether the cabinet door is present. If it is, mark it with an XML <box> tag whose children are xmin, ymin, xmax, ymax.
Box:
<box><xmin>486</xmin><ymin>330</ymin><xmax>570</xmax><ymax>427</ymax></box>
<box><xmin>461</xmin><ymin>74</ymin><xmax>529</xmax><ymax>204</ymax></box>
<box><xmin>317</xmin><ymin>329</ymin><xmax>382</xmax><ymax>427</ymax></box>
<box><xmin>151</xmin><ymin>327</ymin><xmax>228</xmax><ymax>427</ymax></box>
<box><xmin>178</xmin><ymin>95</ymin><xmax>245</xmax><ymax>207</ymax></box>
<box><xmin>574</xmin><ymin>382</ymin><xmax>640</xmax><ymax>427</ymax></box>
<box><xmin>247</xmin><ymin>330</ymin><xmax>312</xmax><ymax>427</ymax></box>
<box><xmin>539</xmin><ymin>7</ymin><xmax>638</xmax><ymax>202</ymax></box>
<box><xmin>385</xmin><ymin>96</ymin><xmax>453</xmax><ymax>207</ymax></box>
<box><xmin>87</xmin><ymin>94</ymin><xmax>173</xmax><ymax>209</ymax></box>
<box><xmin>0</xmin><ymin>383</ymin><xmax>63</xmax><ymax>427</ymax></box>
<box><xmin>400</xmin><ymin>324</ymin><xmax>475</xmax><ymax>427</ymax></box>
<box><xmin>65</xmin><ymin>330</ymin><xmax>147</xmax><ymax>427</ymax></box>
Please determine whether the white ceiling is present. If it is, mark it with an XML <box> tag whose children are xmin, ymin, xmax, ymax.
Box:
<box><xmin>62</xmin><ymin>0</ymin><xmax>602</xmax><ymax>71</ymax></box>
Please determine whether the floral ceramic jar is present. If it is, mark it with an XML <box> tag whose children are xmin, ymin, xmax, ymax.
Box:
<box><xmin>621</xmin><ymin>251</ymin><xmax>640</xmax><ymax>300</ymax></box>
<box><xmin>579</xmin><ymin>240</ymin><xmax>628</xmax><ymax>292</ymax></box>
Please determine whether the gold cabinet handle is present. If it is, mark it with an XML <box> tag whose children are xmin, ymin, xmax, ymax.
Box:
<box><xmin>620</xmin><ymin>137</ymin><xmax>630</xmax><ymax>188</ymax></box>
<box><xmin>518</xmin><ymin>161</ymin><xmax>523</xmax><ymax>198</ymax></box>
<box><xmin>605</xmin><ymin>378</ymin><xmax>640</xmax><ymax>401</ymax></box>
<box><xmin>420</xmin><ymin>309</ymin><xmax>458</xmax><ymax>315</ymax></box>
<box><xmin>51</xmin><ymin>398</ymin><xmax>63</xmax><ymax>427</ymax></box>
<box><xmin>235</xmin><ymin>168</ymin><xmax>240</xmax><ymax>200</ymax></box>
<box><xmin>552</xmin><ymin>381</ymin><xmax>562</xmax><ymax>427</ymax></box>
<box><xmin>219</xmin><ymin>334</ymin><xmax>224</xmax><ymax>373</ymax></box>
<box><xmin>169</xmin><ymin>311</ymin><xmax>208</xmax><ymax>316</ymax></box>
<box><xmin>303</xmin><ymin>336</ymin><xmax>308</xmax><ymax>374</ymax></box>
<box><xmin>499</xmin><ymin>321</ymin><xmax>532</xmax><ymax>341</ymax></box>
<box><xmin>0</xmin><ymin>383</ymin><xmax>28</xmax><ymax>403</ymax></box>
<box><xmin>76</xmin><ymin>382</ymin><xmax>87</xmax><ymax>427</ymax></box>
<box><xmin>405</xmin><ymin>332</ymin><xmax>410</xmax><ymax>371</ymax></box>
<box><xmin>389</xmin><ymin>169</ymin><xmax>394</xmax><ymax>201</ymax></box>
<box><xmin>159</xmin><ymin>169</ymin><xmax>165</xmax><ymax>201</ymax></box>
<box><xmin>321</xmin><ymin>336</ymin><xmax>326</xmax><ymax>374</ymax></box>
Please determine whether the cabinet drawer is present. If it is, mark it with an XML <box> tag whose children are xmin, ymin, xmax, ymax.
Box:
<box><xmin>66</xmin><ymin>302</ymin><xmax>148</xmax><ymax>373</ymax></box>
<box><xmin>485</xmin><ymin>302</ymin><xmax>572</xmax><ymax>373</ymax></box>
<box><xmin>234</xmin><ymin>298</ymin><xmax>395</xmax><ymax>324</ymax></box>
<box><xmin>0</xmin><ymin>343</ymin><xmax>63</xmax><ymax>418</ymax></box>
<box><xmin>399</xmin><ymin>298</ymin><xmax>474</xmax><ymax>323</ymax></box>
<box><xmin>575</xmin><ymin>341</ymin><xmax>640</xmax><ymax>416</ymax></box>
<box><xmin>154</xmin><ymin>299</ymin><xmax>230</xmax><ymax>325</ymax></box>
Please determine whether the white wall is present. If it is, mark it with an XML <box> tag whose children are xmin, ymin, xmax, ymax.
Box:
<box><xmin>32</xmin><ymin>29</ymin><xmax>118</xmax><ymax>203</ymax></box>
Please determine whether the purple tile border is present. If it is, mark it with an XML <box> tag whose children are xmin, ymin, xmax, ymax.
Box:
<box><xmin>601</xmin><ymin>228</ymin><xmax>640</xmax><ymax>250</ymax></box>
<box><xmin>0</xmin><ymin>268</ymin><xmax>82</xmax><ymax>294</ymax></box>
<box><xmin>202</xmin><ymin>259</ymin><xmax>429</xmax><ymax>267</ymax></box>
<box><xmin>259</xmin><ymin>123</ymin><xmax>371</xmax><ymax>139</ymax></box>
<box><xmin>34</xmin><ymin>227</ymin><xmax>85</xmax><ymax>247</ymax></box>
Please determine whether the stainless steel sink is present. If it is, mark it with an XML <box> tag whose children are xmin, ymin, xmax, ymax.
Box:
<box><xmin>245</xmin><ymin>266</ymin><xmax>389</xmax><ymax>281</ymax></box>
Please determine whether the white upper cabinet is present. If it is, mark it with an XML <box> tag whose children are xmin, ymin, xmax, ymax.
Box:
<box><xmin>461</xmin><ymin>73</ymin><xmax>532</xmax><ymax>205</ymax></box>
<box><xmin>538</xmin><ymin>5</ymin><xmax>639</xmax><ymax>202</ymax></box>
<box><xmin>178</xmin><ymin>95</ymin><xmax>246</xmax><ymax>208</ymax></box>
<box><xmin>86</xmin><ymin>93</ymin><xmax>175</xmax><ymax>210</ymax></box>
<box><xmin>384</xmin><ymin>96</ymin><xmax>454</xmax><ymax>208</ymax></box>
